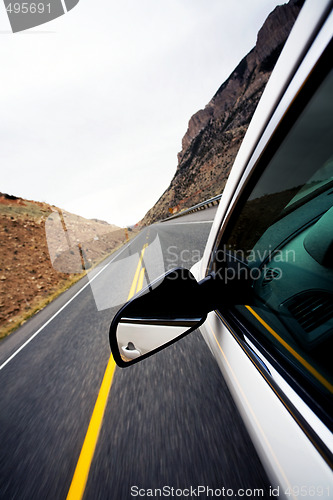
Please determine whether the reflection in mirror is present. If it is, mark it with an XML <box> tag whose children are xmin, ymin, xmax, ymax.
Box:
<box><xmin>117</xmin><ymin>318</ymin><xmax>199</xmax><ymax>362</ymax></box>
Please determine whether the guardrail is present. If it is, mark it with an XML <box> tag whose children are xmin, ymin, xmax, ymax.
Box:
<box><xmin>162</xmin><ymin>194</ymin><xmax>222</xmax><ymax>222</ymax></box>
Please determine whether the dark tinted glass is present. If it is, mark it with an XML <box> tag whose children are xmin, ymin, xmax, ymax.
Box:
<box><xmin>221</xmin><ymin>69</ymin><xmax>333</xmax><ymax>407</ymax></box>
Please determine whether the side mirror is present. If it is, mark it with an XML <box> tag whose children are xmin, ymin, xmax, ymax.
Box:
<box><xmin>109</xmin><ymin>268</ymin><xmax>209</xmax><ymax>367</ymax></box>
<box><xmin>109</xmin><ymin>254</ymin><xmax>253</xmax><ymax>367</ymax></box>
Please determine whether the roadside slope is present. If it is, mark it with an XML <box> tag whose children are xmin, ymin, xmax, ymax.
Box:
<box><xmin>0</xmin><ymin>192</ymin><xmax>126</xmax><ymax>338</ymax></box>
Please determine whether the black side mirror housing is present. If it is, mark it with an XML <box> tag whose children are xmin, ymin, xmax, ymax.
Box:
<box><xmin>109</xmin><ymin>255</ymin><xmax>253</xmax><ymax>367</ymax></box>
<box><xmin>109</xmin><ymin>268</ymin><xmax>207</xmax><ymax>367</ymax></box>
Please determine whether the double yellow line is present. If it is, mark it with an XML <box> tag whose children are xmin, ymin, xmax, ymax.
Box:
<box><xmin>66</xmin><ymin>243</ymin><xmax>148</xmax><ymax>500</ymax></box>
<box><xmin>127</xmin><ymin>243</ymin><xmax>148</xmax><ymax>301</ymax></box>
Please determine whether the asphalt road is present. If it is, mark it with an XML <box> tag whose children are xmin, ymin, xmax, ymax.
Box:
<box><xmin>0</xmin><ymin>207</ymin><xmax>271</xmax><ymax>499</ymax></box>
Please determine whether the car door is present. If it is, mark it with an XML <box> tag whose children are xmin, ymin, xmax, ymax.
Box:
<box><xmin>198</xmin><ymin>11</ymin><xmax>333</xmax><ymax>496</ymax></box>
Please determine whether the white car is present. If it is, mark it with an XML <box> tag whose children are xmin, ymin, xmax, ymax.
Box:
<box><xmin>110</xmin><ymin>0</ymin><xmax>333</xmax><ymax>495</ymax></box>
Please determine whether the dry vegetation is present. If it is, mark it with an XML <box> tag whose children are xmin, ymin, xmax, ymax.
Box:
<box><xmin>0</xmin><ymin>193</ymin><xmax>136</xmax><ymax>339</ymax></box>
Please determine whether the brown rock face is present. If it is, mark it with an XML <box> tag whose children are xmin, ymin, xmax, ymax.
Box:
<box><xmin>142</xmin><ymin>0</ymin><xmax>304</xmax><ymax>225</ymax></box>
<box><xmin>0</xmin><ymin>193</ymin><xmax>127</xmax><ymax>337</ymax></box>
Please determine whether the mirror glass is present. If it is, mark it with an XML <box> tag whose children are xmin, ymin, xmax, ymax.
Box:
<box><xmin>117</xmin><ymin>318</ymin><xmax>198</xmax><ymax>361</ymax></box>
<box><xmin>109</xmin><ymin>268</ymin><xmax>207</xmax><ymax>366</ymax></box>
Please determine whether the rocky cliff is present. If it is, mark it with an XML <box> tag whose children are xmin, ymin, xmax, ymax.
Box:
<box><xmin>142</xmin><ymin>0</ymin><xmax>304</xmax><ymax>225</ymax></box>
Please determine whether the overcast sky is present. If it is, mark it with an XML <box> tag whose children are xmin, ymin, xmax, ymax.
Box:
<box><xmin>1</xmin><ymin>0</ymin><xmax>284</xmax><ymax>227</ymax></box>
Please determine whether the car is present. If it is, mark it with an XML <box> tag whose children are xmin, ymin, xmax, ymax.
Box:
<box><xmin>109</xmin><ymin>0</ymin><xmax>333</xmax><ymax>496</ymax></box>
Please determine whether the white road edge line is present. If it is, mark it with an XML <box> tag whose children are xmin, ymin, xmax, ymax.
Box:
<box><xmin>0</xmin><ymin>241</ymin><xmax>132</xmax><ymax>371</ymax></box>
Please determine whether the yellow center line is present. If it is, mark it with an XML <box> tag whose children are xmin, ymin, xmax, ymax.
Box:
<box><xmin>66</xmin><ymin>355</ymin><xmax>116</xmax><ymax>500</ymax></box>
<box><xmin>127</xmin><ymin>244</ymin><xmax>148</xmax><ymax>301</ymax></box>
<box><xmin>245</xmin><ymin>305</ymin><xmax>333</xmax><ymax>393</ymax></box>
<box><xmin>66</xmin><ymin>242</ymin><xmax>149</xmax><ymax>500</ymax></box>
<box><xmin>137</xmin><ymin>266</ymin><xmax>145</xmax><ymax>293</ymax></box>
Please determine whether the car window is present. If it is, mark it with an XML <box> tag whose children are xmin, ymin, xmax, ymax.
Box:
<box><xmin>216</xmin><ymin>66</ymin><xmax>333</xmax><ymax>416</ymax></box>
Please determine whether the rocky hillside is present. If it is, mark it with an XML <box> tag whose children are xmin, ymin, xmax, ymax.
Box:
<box><xmin>0</xmin><ymin>193</ymin><xmax>128</xmax><ymax>338</ymax></box>
<box><xmin>142</xmin><ymin>0</ymin><xmax>304</xmax><ymax>225</ymax></box>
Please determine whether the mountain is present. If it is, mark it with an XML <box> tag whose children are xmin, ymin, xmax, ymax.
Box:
<box><xmin>142</xmin><ymin>0</ymin><xmax>304</xmax><ymax>225</ymax></box>
<box><xmin>0</xmin><ymin>193</ymin><xmax>128</xmax><ymax>338</ymax></box>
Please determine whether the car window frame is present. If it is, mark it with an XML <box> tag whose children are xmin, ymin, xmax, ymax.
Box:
<box><xmin>208</xmin><ymin>39</ymin><xmax>333</xmax><ymax>437</ymax></box>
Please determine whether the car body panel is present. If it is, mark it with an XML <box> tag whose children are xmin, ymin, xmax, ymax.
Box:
<box><xmin>201</xmin><ymin>311</ymin><xmax>333</xmax><ymax>493</ymax></box>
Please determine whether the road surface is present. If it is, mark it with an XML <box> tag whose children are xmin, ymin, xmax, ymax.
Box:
<box><xmin>0</xmin><ymin>207</ymin><xmax>271</xmax><ymax>499</ymax></box>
